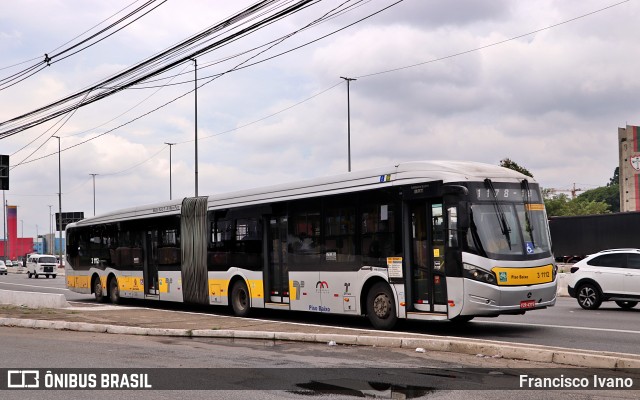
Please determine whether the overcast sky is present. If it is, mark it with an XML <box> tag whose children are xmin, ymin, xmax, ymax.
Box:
<box><xmin>1</xmin><ymin>0</ymin><xmax>638</xmax><ymax>240</ymax></box>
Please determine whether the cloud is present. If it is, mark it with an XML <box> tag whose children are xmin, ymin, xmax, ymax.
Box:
<box><xmin>1</xmin><ymin>0</ymin><xmax>637</xmax><ymax>237</ymax></box>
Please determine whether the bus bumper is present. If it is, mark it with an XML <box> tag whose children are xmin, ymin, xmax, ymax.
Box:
<box><xmin>461</xmin><ymin>278</ymin><xmax>557</xmax><ymax>316</ymax></box>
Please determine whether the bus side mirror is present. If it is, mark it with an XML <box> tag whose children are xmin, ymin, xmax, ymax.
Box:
<box><xmin>441</xmin><ymin>185</ymin><xmax>469</xmax><ymax>231</ymax></box>
<box><xmin>457</xmin><ymin>202</ymin><xmax>469</xmax><ymax>231</ymax></box>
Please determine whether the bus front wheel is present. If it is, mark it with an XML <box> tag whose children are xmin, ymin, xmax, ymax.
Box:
<box><xmin>109</xmin><ymin>277</ymin><xmax>121</xmax><ymax>304</ymax></box>
<box><xmin>366</xmin><ymin>282</ymin><xmax>397</xmax><ymax>330</ymax></box>
<box><xmin>231</xmin><ymin>280</ymin><xmax>251</xmax><ymax>317</ymax></box>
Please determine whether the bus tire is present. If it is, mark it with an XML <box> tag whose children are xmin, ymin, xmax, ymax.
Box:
<box><xmin>52</xmin><ymin>275</ymin><xmax>56</xmax><ymax>279</ymax></box>
<box><xmin>366</xmin><ymin>282</ymin><xmax>397</xmax><ymax>330</ymax></box>
<box><xmin>94</xmin><ymin>277</ymin><xmax>107</xmax><ymax>303</ymax></box>
<box><xmin>109</xmin><ymin>277</ymin><xmax>121</xmax><ymax>304</ymax></box>
<box><xmin>230</xmin><ymin>280</ymin><xmax>251</xmax><ymax>317</ymax></box>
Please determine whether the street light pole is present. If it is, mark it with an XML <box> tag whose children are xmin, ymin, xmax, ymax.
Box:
<box><xmin>340</xmin><ymin>76</ymin><xmax>356</xmax><ymax>172</ymax></box>
<box><xmin>52</xmin><ymin>136</ymin><xmax>62</xmax><ymax>266</ymax></box>
<box><xmin>89</xmin><ymin>174</ymin><xmax>98</xmax><ymax>216</ymax></box>
<box><xmin>48</xmin><ymin>205</ymin><xmax>52</xmax><ymax>253</ymax></box>
<box><xmin>192</xmin><ymin>58</ymin><xmax>199</xmax><ymax>197</ymax></box>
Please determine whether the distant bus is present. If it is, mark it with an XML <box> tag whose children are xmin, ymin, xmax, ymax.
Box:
<box><xmin>65</xmin><ymin>161</ymin><xmax>557</xmax><ymax>329</ymax></box>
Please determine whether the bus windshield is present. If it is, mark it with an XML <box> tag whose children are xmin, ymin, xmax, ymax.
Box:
<box><xmin>467</xmin><ymin>203</ymin><xmax>552</xmax><ymax>260</ymax></box>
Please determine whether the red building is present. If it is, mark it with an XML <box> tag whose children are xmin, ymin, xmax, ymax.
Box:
<box><xmin>1</xmin><ymin>205</ymin><xmax>34</xmax><ymax>260</ymax></box>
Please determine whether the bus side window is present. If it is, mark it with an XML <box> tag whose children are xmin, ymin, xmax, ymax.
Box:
<box><xmin>447</xmin><ymin>206</ymin><xmax>458</xmax><ymax>247</ymax></box>
<box><xmin>361</xmin><ymin>202</ymin><xmax>396</xmax><ymax>267</ymax></box>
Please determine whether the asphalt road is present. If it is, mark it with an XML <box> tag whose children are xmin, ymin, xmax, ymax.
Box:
<box><xmin>1</xmin><ymin>327</ymin><xmax>638</xmax><ymax>399</ymax></box>
<box><xmin>1</xmin><ymin>272</ymin><xmax>639</xmax><ymax>356</ymax></box>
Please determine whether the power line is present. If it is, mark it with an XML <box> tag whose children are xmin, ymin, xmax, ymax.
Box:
<box><xmin>0</xmin><ymin>0</ymin><xmax>322</xmax><ymax>138</ymax></box>
<box><xmin>355</xmin><ymin>0</ymin><xmax>630</xmax><ymax>79</ymax></box>
<box><xmin>0</xmin><ymin>0</ymin><xmax>167</xmax><ymax>91</ymax></box>
<box><xmin>4</xmin><ymin>0</ymin><xmax>627</xmax><ymax>175</ymax></box>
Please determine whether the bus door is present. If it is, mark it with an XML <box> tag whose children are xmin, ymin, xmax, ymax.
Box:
<box><xmin>267</xmin><ymin>216</ymin><xmax>289</xmax><ymax>304</ymax></box>
<box><xmin>408</xmin><ymin>201</ymin><xmax>447</xmax><ymax>313</ymax></box>
<box><xmin>144</xmin><ymin>229</ymin><xmax>160</xmax><ymax>297</ymax></box>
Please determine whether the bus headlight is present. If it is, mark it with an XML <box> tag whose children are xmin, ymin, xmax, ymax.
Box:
<box><xmin>463</xmin><ymin>263</ymin><xmax>497</xmax><ymax>285</ymax></box>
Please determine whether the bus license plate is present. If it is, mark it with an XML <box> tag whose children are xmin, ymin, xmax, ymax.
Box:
<box><xmin>520</xmin><ymin>300</ymin><xmax>536</xmax><ymax>309</ymax></box>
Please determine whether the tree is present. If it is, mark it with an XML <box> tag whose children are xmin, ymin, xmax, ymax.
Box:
<box><xmin>577</xmin><ymin>185</ymin><xmax>619</xmax><ymax>213</ymax></box>
<box><xmin>608</xmin><ymin>167</ymin><xmax>619</xmax><ymax>186</ymax></box>
<box><xmin>544</xmin><ymin>193</ymin><xmax>571</xmax><ymax>216</ymax></box>
<box><xmin>499</xmin><ymin>158</ymin><xmax>533</xmax><ymax>178</ymax></box>
<box><xmin>544</xmin><ymin>193</ymin><xmax>611</xmax><ymax>216</ymax></box>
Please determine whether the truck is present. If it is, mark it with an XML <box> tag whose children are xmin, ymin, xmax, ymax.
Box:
<box><xmin>548</xmin><ymin>211</ymin><xmax>640</xmax><ymax>262</ymax></box>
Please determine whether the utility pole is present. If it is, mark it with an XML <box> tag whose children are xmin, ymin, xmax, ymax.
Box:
<box><xmin>52</xmin><ymin>136</ymin><xmax>62</xmax><ymax>266</ymax></box>
<box><xmin>48</xmin><ymin>205</ymin><xmax>52</xmax><ymax>253</ymax></box>
<box><xmin>192</xmin><ymin>58</ymin><xmax>199</xmax><ymax>196</ymax></box>
<box><xmin>340</xmin><ymin>77</ymin><xmax>356</xmax><ymax>172</ymax></box>
<box><xmin>89</xmin><ymin>174</ymin><xmax>98</xmax><ymax>216</ymax></box>
<box><xmin>165</xmin><ymin>143</ymin><xmax>176</xmax><ymax>200</ymax></box>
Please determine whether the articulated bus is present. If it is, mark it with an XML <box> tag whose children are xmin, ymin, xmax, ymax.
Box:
<box><xmin>65</xmin><ymin>161</ymin><xmax>557</xmax><ymax>329</ymax></box>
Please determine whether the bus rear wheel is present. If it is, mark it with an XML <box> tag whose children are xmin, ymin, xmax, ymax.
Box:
<box><xmin>231</xmin><ymin>280</ymin><xmax>250</xmax><ymax>317</ymax></box>
<box><xmin>94</xmin><ymin>277</ymin><xmax>106</xmax><ymax>303</ymax></box>
<box><xmin>109</xmin><ymin>277</ymin><xmax>121</xmax><ymax>304</ymax></box>
<box><xmin>366</xmin><ymin>282</ymin><xmax>397</xmax><ymax>330</ymax></box>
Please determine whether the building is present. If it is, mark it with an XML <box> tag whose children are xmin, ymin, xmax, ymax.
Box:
<box><xmin>1</xmin><ymin>204</ymin><xmax>34</xmax><ymax>260</ymax></box>
<box><xmin>618</xmin><ymin>125</ymin><xmax>640</xmax><ymax>212</ymax></box>
<box><xmin>43</xmin><ymin>233</ymin><xmax>65</xmax><ymax>256</ymax></box>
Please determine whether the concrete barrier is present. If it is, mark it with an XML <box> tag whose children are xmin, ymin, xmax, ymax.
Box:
<box><xmin>557</xmin><ymin>273</ymin><xmax>569</xmax><ymax>297</ymax></box>
<box><xmin>7</xmin><ymin>266</ymin><xmax>65</xmax><ymax>276</ymax></box>
<box><xmin>0</xmin><ymin>289</ymin><xmax>69</xmax><ymax>308</ymax></box>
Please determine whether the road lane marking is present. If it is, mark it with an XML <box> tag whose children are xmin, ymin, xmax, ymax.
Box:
<box><xmin>0</xmin><ymin>282</ymin><xmax>70</xmax><ymax>291</ymax></box>
<box><xmin>479</xmin><ymin>320</ymin><xmax>640</xmax><ymax>335</ymax></box>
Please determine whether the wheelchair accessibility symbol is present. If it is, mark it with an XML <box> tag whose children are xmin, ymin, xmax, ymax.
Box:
<box><xmin>525</xmin><ymin>242</ymin><xmax>534</xmax><ymax>254</ymax></box>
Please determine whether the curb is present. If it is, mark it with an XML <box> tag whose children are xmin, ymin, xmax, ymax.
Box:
<box><xmin>0</xmin><ymin>317</ymin><xmax>638</xmax><ymax>369</ymax></box>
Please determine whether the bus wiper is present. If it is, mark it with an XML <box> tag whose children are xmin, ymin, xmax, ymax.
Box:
<box><xmin>484</xmin><ymin>178</ymin><xmax>511</xmax><ymax>249</ymax></box>
<box><xmin>469</xmin><ymin>208</ymin><xmax>488</xmax><ymax>257</ymax></box>
<box><xmin>521</xmin><ymin>179</ymin><xmax>535</xmax><ymax>247</ymax></box>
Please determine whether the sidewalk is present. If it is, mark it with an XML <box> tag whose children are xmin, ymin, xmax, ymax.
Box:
<box><xmin>1</xmin><ymin>300</ymin><xmax>638</xmax><ymax>369</ymax></box>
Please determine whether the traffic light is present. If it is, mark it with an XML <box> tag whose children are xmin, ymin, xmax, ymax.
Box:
<box><xmin>0</xmin><ymin>155</ymin><xmax>8</xmax><ymax>190</ymax></box>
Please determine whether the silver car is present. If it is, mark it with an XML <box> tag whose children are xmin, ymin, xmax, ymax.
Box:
<box><xmin>0</xmin><ymin>260</ymin><xmax>7</xmax><ymax>275</ymax></box>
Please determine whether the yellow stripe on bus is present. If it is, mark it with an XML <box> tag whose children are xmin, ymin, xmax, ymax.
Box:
<box><xmin>526</xmin><ymin>203</ymin><xmax>545</xmax><ymax>211</ymax></box>
<box><xmin>67</xmin><ymin>275</ymin><xmax>90</xmax><ymax>289</ymax></box>
<box><xmin>118</xmin><ymin>276</ymin><xmax>144</xmax><ymax>292</ymax></box>
<box><xmin>247</xmin><ymin>280</ymin><xmax>264</xmax><ymax>299</ymax></box>
<box><xmin>207</xmin><ymin>278</ymin><xmax>264</xmax><ymax>299</ymax></box>
<box><xmin>492</xmin><ymin>264</ymin><xmax>554</xmax><ymax>286</ymax></box>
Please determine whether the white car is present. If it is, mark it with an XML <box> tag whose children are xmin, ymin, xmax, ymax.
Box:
<box><xmin>0</xmin><ymin>260</ymin><xmax>7</xmax><ymax>275</ymax></box>
<box><xmin>567</xmin><ymin>248</ymin><xmax>640</xmax><ymax>310</ymax></box>
<box><xmin>26</xmin><ymin>254</ymin><xmax>58</xmax><ymax>279</ymax></box>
